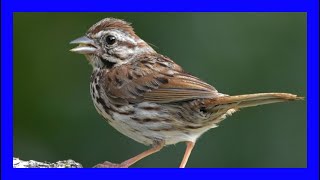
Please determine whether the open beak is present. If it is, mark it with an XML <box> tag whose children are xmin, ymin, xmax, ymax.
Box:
<box><xmin>70</xmin><ymin>36</ymin><xmax>97</xmax><ymax>54</ymax></box>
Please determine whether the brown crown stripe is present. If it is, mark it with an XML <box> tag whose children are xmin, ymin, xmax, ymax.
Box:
<box><xmin>88</xmin><ymin>18</ymin><xmax>137</xmax><ymax>38</ymax></box>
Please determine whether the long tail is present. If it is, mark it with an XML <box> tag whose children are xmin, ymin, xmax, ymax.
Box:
<box><xmin>205</xmin><ymin>93</ymin><xmax>303</xmax><ymax>110</ymax></box>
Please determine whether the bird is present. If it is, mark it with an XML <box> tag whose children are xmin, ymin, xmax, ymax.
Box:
<box><xmin>70</xmin><ymin>17</ymin><xmax>303</xmax><ymax>168</ymax></box>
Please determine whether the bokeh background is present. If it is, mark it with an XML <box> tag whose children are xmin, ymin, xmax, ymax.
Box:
<box><xmin>14</xmin><ymin>13</ymin><xmax>306</xmax><ymax>168</ymax></box>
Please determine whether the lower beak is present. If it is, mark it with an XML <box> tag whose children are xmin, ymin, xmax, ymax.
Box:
<box><xmin>70</xmin><ymin>36</ymin><xmax>97</xmax><ymax>54</ymax></box>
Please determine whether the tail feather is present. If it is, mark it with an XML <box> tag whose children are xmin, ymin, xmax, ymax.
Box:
<box><xmin>206</xmin><ymin>93</ymin><xmax>303</xmax><ymax>109</ymax></box>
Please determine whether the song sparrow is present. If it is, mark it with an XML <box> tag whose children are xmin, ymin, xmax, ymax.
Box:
<box><xmin>70</xmin><ymin>18</ymin><xmax>302</xmax><ymax>168</ymax></box>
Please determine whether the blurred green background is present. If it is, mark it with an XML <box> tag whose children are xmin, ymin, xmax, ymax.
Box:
<box><xmin>14</xmin><ymin>13</ymin><xmax>306</xmax><ymax>168</ymax></box>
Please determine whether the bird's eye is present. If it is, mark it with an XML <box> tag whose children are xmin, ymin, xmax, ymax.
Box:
<box><xmin>105</xmin><ymin>35</ymin><xmax>116</xmax><ymax>45</ymax></box>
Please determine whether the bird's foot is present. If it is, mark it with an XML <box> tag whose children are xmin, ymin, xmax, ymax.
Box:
<box><xmin>93</xmin><ymin>161</ymin><xmax>129</xmax><ymax>168</ymax></box>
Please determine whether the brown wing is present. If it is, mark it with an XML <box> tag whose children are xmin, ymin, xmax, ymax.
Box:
<box><xmin>101</xmin><ymin>54</ymin><xmax>220</xmax><ymax>105</ymax></box>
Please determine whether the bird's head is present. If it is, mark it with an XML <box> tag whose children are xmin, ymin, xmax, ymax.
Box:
<box><xmin>70</xmin><ymin>18</ymin><xmax>155</xmax><ymax>69</ymax></box>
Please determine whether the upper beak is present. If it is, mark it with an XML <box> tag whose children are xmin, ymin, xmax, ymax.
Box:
<box><xmin>70</xmin><ymin>36</ymin><xmax>97</xmax><ymax>54</ymax></box>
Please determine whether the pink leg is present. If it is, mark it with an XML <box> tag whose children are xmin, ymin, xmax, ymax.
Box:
<box><xmin>179</xmin><ymin>141</ymin><xmax>195</xmax><ymax>168</ymax></box>
<box><xmin>95</xmin><ymin>143</ymin><xmax>164</xmax><ymax>168</ymax></box>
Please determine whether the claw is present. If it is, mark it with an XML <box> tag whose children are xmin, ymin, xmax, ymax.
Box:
<box><xmin>94</xmin><ymin>161</ymin><xmax>128</xmax><ymax>168</ymax></box>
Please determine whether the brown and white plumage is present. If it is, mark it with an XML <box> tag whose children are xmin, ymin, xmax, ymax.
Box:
<box><xmin>70</xmin><ymin>18</ymin><xmax>302</xmax><ymax>168</ymax></box>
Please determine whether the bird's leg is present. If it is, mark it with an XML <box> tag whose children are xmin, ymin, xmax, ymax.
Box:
<box><xmin>179</xmin><ymin>141</ymin><xmax>195</xmax><ymax>168</ymax></box>
<box><xmin>94</xmin><ymin>142</ymin><xmax>164</xmax><ymax>168</ymax></box>
<box><xmin>119</xmin><ymin>142</ymin><xmax>164</xmax><ymax>167</ymax></box>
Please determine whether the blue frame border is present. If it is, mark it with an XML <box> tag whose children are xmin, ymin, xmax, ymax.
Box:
<box><xmin>1</xmin><ymin>0</ymin><xmax>318</xmax><ymax>180</ymax></box>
